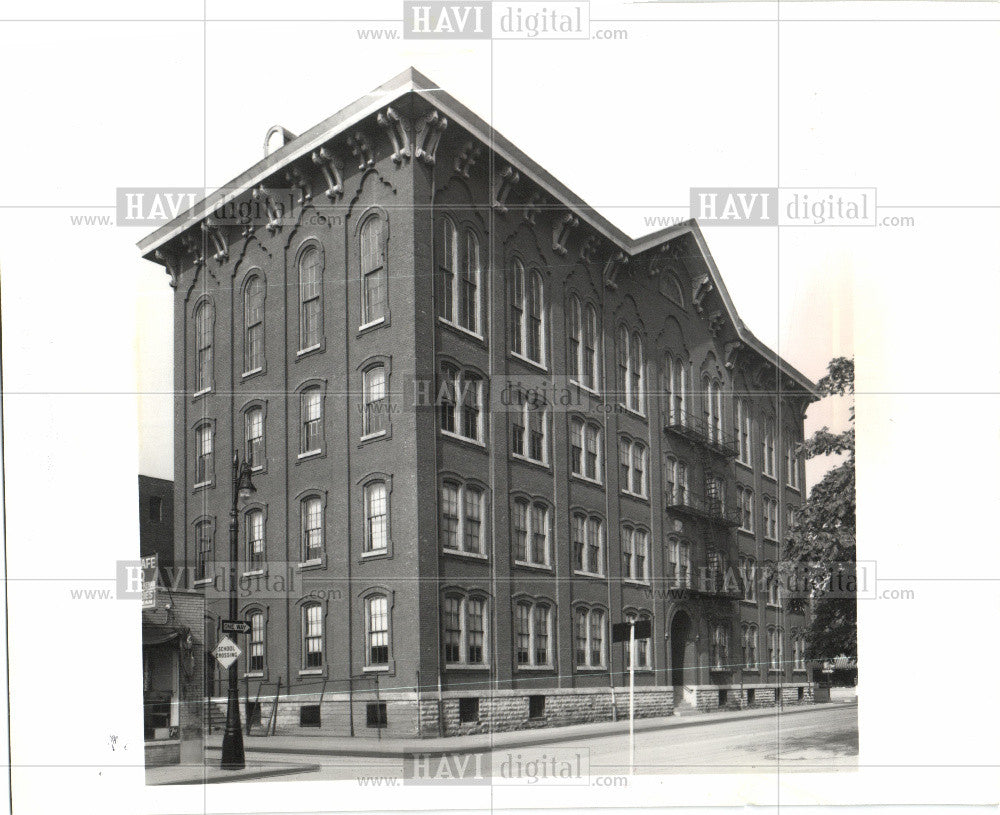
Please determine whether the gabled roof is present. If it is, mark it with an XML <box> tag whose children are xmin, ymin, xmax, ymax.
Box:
<box><xmin>138</xmin><ymin>67</ymin><xmax>815</xmax><ymax>395</ymax></box>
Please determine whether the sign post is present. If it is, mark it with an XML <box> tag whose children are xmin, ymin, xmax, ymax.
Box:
<box><xmin>628</xmin><ymin>623</ymin><xmax>635</xmax><ymax>775</ymax></box>
<box><xmin>612</xmin><ymin>618</ymin><xmax>650</xmax><ymax>776</ymax></box>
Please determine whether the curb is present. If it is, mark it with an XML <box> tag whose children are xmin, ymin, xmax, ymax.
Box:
<box><xmin>204</xmin><ymin>701</ymin><xmax>857</xmax><ymax>760</ymax></box>
<box><xmin>151</xmin><ymin>762</ymin><xmax>322</xmax><ymax>785</ymax></box>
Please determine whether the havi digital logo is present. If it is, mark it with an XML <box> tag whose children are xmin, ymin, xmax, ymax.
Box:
<box><xmin>403</xmin><ymin>2</ymin><xmax>491</xmax><ymax>39</ymax></box>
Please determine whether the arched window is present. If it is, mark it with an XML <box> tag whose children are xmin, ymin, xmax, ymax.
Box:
<box><xmin>194</xmin><ymin>520</ymin><xmax>212</xmax><ymax>582</ymax></box>
<box><xmin>624</xmin><ymin>611</ymin><xmax>653</xmax><ymax>669</ymax></box>
<box><xmin>571</xmin><ymin>513</ymin><xmax>604</xmax><ymax>576</ymax></box>
<box><xmin>763</xmin><ymin>418</ymin><xmax>776</xmax><ymax>477</ymax></box>
<box><xmin>510</xmin><ymin>389</ymin><xmax>547</xmax><ymax>464</ymax></box>
<box><xmin>793</xmin><ymin>633</ymin><xmax>806</xmax><ymax>671</ymax></box>
<box><xmin>301</xmin><ymin>496</ymin><xmax>323</xmax><ymax>562</ymax></box>
<box><xmin>364</xmin><ymin>480</ymin><xmax>388</xmax><ymax>553</ymax></box>
<box><xmin>360</xmin><ymin>214</ymin><xmax>387</xmax><ymax>326</ymax></box>
<box><xmin>438</xmin><ymin>219</ymin><xmax>481</xmax><ymax>332</ymax></box>
<box><xmin>742</xmin><ymin>624</ymin><xmax>758</xmax><ymax>669</ymax></box>
<box><xmin>570</xmin><ymin>417</ymin><xmax>602</xmax><ymax>482</ymax></box>
<box><xmin>362</xmin><ymin>365</ymin><xmax>388</xmax><ymax>437</ymax></box>
<box><xmin>442</xmin><ymin>592</ymin><xmax>487</xmax><ymax>665</ymax></box>
<box><xmin>786</xmin><ymin>434</ymin><xmax>801</xmax><ymax>490</ymax></box>
<box><xmin>735</xmin><ymin>397</ymin><xmax>751</xmax><ymax>465</ymax></box>
<box><xmin>459</xmin><ymin>228</ymin><xmax>480</xmax><ymax>333</ymax></box>
<box><xmin>302</xmin><ymin>603</ymin><xmax>324</xmax><ymax>669</ymax></box>
<box><xmin>366</xmin><ymin>594</ymin><xmax>390</xmax><ymax>666</ymax></box>
<box><xmin>667</xmin><ymin>538</ymin><xmax>691</xmax><ymax>588</ymax></box>
<box><xmin>621</xmin><ymin>526</ymin><xmax>648</xmax><ymax>583</ymax></box>
<box><xmin>711</xmin><ymin>623</ymin><xmax>729</xmax><ymax>670</ymax></box>
<box><xmin>298</xmin><ymin>246</ymin><xmax>322</xmax><ymax>350</ymax></box>
<box><xmin>194</xmin><ymin>423</ymin><xmax>213</xmax><ymax>485</ymax></box>
<box><xmin>617</xmin><ymin>328</ymin><xmax>644</xmax><ymax>413</ymax></box>
<box><xmin>515</xmin><ymin>600</ymin><xmax>553</xmax><ymax>668</ymax></box>
<box><xmin>438</xmin><ymin>216</ymin><xmax>456</xmax><ymax>321</ymax></box>
<box><xmin>510</xmin><ymin>262</ymin><xmax>545</xmax><ymax>365</ymax></box>
<box><xmin>664</xmin><ymin>456</ymin><xmax>690</xmax><ymax>506</ymax></box>
<box><xmin>439</xmin><ymin>365</ymin><xmax>484</xmax><ymax>442</ymax></box>
<box><xmin>244</xmin><ymin>275</ymin><xmax>265</xmax><ymax>373</ymax></box>
<box><xmin>512</xmin><ymin>498</ymin><xmax>550</xmax><ymax>567</ymax></box>
<box><xmin>738</xmin><ymin>486</ymin><xmax>754</xmax><ymax>532</ymax></box>
<box><xmin>574</xmin><ymin>606</ymin><xmax>606</xmax><ymax>668</ymax></box>
<box><xmin>665</xmin><ymin>356</ymin><xmax>687</xmax><ymax>425</ymax></box>
<box><xmin>300</xmin><ymin>386</ymin><xmax>322</xmax><ymax>455</ymax></box>
<box><xmin>439</xmin><ymin>480</ymin><xmax>486</xmax><ymax>556</ymax></box>
<box><xmin>704</xmin><ymin>376</ymin><xmax>722</xmax><ymax>443</ymax></box>
<box><xmin>739</xmin><ymin>556</ymin><xmax>757</xmax><ymax>601</ymax></box>
<box><xmin>245</xmin><ymin>407</ymin><xmax>264</xmax><ymax>469</ymax></box>
<box><xmin>767</xmin><ymin>627</ymin><xmax>782</xmax><ymax>671</ymax></box>
<box><xmin>568</xmin><ymin>297</ymin><xmax>598</xmax><ymax>389</ymax></box>
<box><xmin>194</xmin><ymin>300</ymin><xmax>213</xmax><ymax>393</ymax></box>
<box><xmin>619</xmin><ymin>437</ymin><xmax>647</xmax><ymax>497</ymax></box>
<box><xmin>245</xmin><ymin>508</ymin><xmax>264</xmax><ymax>571</ymax></box>
<box><xmin>247</xmin><ymin>611</ymin><xmax>265</xmax><ymax>673</ymax></box>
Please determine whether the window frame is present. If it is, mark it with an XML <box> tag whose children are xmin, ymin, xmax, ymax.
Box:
<box><xmin>573</xmin><ymin>605</ymin><xmax>607</xmax><ymax>669</ymax></box>
<box><xmin>242</xmin><ymin>272</ymin><xmax>266</xmax><ymax>376</ymax></box>
<box><xmin>439</xmin><ymin>480</ymin><xmax>487</xmax><ymax>558</ymax></box>
<box><xmin>571</xmin><ymin>512</ymin><xmax>606</xmax><ymax>577</ymax></box>
<box><xmin>616</xmin><ymin>326</ymin><xmax>645</xmax><ymax>415</ymax></box>
<box><xmin>359</xmin><ymin>211</ymin><xmax>388</xmax><ymax>330</ymax></box>
<box><xmin>439</xmin><ymin>365</ymin><xmax>486</xmax><ymax>445</ymax></box>
<box><xmin>362</xmin><ymin>479</ymin><xmax>390</xmax><ymax>556</ymax></box>
<box><xmin>512</xmin><ymin>497</ymin><xmax>552</xmax><ymax>569</ymax></box>
<box><xmin>364</xmin><ymin>592</ymin><xmax>392</xmax><ymax>670</ymax></box>
<box><xmin>301</xmin><ymin>602</ymin><xmax>325</xmax><ymax>672</ymax></box>
<box><xmin>361</xmin><ymin>364</ymin><xmax>389</xmax><ymax>440</ymax></box>
<box><xmin>193</xmin><ymin>298</ymin><xmax>214</xmax><ymax>395</ymax></box>
<box><xmin>514</xmin><ymin>598</ymin><xmax>555</xmax><ymax>670</ymax></box>
<box><xmin>296</xmin><ymin>242</ymin><xmax>325</xmax><ymax>354</ymax></box>
<box><xmin>619</xmin><ymin>436</ymin><xmax>647</xmax><ymax>498</ymax></box>
<box><xmin>510</xmin><ymin>260</ymin><xmax>547</xmax><ymax>368</ymax></box>
<box><xmin>299</xmin><ymin>494</ymin><xmax>325</xmax><ymax>565</ymax></box>
<box><xmin>442</xmin><ymin>592</ymin><xmax>490</xmax><ymax>668</ymax></box>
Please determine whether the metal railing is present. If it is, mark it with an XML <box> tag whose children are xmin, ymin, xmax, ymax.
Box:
<box><xmin>664</xmin><ymin>412</ymin><xmax>739</xmax><ymax>458</ymax></box>
<box><xmin>664</xmin><ymin>490</ymin><xmax>741</xmax><ymax>527</ymax></box>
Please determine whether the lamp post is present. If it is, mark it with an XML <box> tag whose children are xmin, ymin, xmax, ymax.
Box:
<box><xmin>221</xmin><ymin>452</ymin><xmax>256</xmax><ymax>770</ymax></box>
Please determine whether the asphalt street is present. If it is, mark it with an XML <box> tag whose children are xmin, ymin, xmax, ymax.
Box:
<box><xmin>239</xmin><ymin>702</ymin><xmax>858</xmax><ymax>783</ymax></box>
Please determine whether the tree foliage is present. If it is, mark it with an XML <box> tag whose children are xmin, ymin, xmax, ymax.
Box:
<box><xmin>785</xmin><ymin>357</ymin><xmax>857</xmax><ymax>661</ymax></box>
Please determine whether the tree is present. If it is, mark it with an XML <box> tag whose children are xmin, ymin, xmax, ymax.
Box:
<box><xmin>785</xmin><ymin>357</ymin><xmax>856</xmax><ymax>661</ymax></box>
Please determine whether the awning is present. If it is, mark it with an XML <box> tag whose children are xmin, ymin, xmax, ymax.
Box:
<box><xmin>142</xmin><ymin>620</ymin><xmax>190</xmax><ymax>647</ymax></box>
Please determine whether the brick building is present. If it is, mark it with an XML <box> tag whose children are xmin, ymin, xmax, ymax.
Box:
<box><xmin>139</xmin><ymin>476</ymin><xmax>205</xmax><ymax>768</ymax></box>
<box><xmin>139</xmin><ymin>68</ymin><xmax>817</xmax><ymax>737</ymax></box>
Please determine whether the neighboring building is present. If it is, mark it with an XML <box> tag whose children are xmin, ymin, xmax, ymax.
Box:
<box><xmin>139</xmin><ymin>474</ymin><xmax>174</xmax><ymax>569</ymax></box>
<box><xmin>139</xmin><ymin>68</ymin><xmax>817</xmax><ymax>737</ymax></box>
<box><xmin>139</xmin><ymin>476</ymin><xmax>205</xmax><ymax>768</ymax></box>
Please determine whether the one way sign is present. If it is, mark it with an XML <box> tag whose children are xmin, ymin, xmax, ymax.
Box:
<box><xmin>222</xmin><ymin>620</ymin><xmax>251</xmax><ymax>635</ymax></box>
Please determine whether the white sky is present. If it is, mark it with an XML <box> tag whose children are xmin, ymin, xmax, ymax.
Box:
<box><xmin>2</xmin><ymin>2</ymin><xmax>1000</xmax><ymax>810</ymax></box>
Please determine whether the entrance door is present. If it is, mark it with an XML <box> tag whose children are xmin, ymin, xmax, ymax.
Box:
<box><xmin>670</xmin><ymin>611</ymin><xmax>691</xmax><ymax>691</ymax></box>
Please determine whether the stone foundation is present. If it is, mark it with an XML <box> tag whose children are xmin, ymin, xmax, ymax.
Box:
<box><xmin>214</xmin><ymin>682</ymin><xmax>813</xmax><ymax>739</ymax></box>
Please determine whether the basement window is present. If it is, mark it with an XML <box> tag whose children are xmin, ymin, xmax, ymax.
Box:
<box><xmin>458</xmin><ymin>697</ymin><xmax>479</xmax><ymax>724</ymax></box>
<box><xmin>366</xmin><ymin>702</ymin><xmax>387</xmax><ymax>729</ymax></box>
<box><xmin>798</xmin><ymin>686</ymin><xmax>805</xmax><ymax>702</ymax></box>
<box><xmin>718</xmin><ymin>689</ymin><xmax>728</xmax><ymax>707</ymax></box>
<box><xmin>300</xmin><ymin>704</ymin><xmax>321</xmax><ymax>728</ymax></box>
<box><xmin>528</xmin><ymin>695</ymin><xmax>545</xmax><ymax>719</ymax></box>
<box><xmin>747</xmin><ymin>689</ymin><xmax>755</xmax><ymax>706</ymax></box>
<box><xmin>245</xmin><ymin>701</ymin><xmax>262</xmax><ymax>727</ymax></box>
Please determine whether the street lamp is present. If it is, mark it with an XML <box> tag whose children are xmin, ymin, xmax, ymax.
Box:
<box><xmin>221</xmin><ymin>452</ymin><xmax>255</xmax><ymax>770</ymax></box>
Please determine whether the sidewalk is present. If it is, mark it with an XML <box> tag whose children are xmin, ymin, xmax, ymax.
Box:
<box><xmin>205</xmin><ymin>700</ymin><xmax>857</xmax><ymax>759</ymax></box>
<box><xmin>147</xmin><ymin>758</ymin><xmax>321</xmax><ymax>785</ymax></box>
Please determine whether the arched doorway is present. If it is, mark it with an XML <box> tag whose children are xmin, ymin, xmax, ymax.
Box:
<box><xmin>670</xmin><ymin>610</ymin><xmax>692</xmax><ymax>691</ymax></box>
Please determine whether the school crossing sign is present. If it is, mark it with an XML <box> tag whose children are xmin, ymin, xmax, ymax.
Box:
<box><xmin>212</xmin><ymin>636</ymin><xmax>242</xmax><ymax>670</ymax></box>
